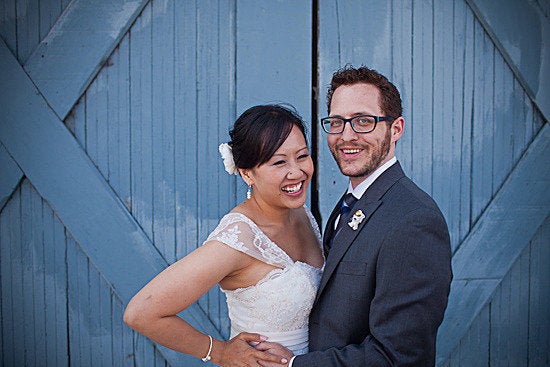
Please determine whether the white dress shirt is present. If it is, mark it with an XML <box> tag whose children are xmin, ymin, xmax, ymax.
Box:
<box><xmin>334</xmin><ymin>157</ymin><xmax>397</xmax><ymax>229</ymax></box>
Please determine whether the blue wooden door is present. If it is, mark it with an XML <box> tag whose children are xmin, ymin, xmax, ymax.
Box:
<box><xmin>0</xmin><ymin>0</ymin><xmax>548</xmax><ymax>366</ymax></box>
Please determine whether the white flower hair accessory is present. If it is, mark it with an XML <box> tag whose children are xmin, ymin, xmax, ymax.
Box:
<box><xmin>219</xmin><ymin>143</ymin><xmax>239</xmax><ymax>175</ymax></box>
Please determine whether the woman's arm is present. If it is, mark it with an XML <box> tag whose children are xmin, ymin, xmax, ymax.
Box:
<box><xmin>123</xmin><ymin>240</ymin><xmax>286</xmax><ymax>366</ymax></box>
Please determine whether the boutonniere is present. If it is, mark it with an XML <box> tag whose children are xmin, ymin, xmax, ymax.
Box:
<box><xmin>348</xmin><ymin>210</ymin><xmax>365</xmax><ymax>230</ymax></box>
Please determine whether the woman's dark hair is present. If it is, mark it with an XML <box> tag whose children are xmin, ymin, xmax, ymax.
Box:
<box><xmin>229</xmin><ymin>104</ymin><xmax>307</xmax><ymax>169</ymax></box>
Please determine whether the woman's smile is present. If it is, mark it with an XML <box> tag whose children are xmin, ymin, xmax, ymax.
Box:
<box><xmin>282</xmin><ymin>181</ymin><xmax>304</xmax><ymax>195</ymax></box>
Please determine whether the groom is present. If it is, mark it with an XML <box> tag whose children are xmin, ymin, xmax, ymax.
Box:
<box><xmin>262</xmin><ymin>65</ymin><xmax>452</xmax><ymax>366</ymax></box>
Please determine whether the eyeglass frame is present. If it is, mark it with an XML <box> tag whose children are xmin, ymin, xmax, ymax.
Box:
<box><xmin>320</xmin><ymin>114</ymin><xmax>395</xmax><ymax>134</ymax></box>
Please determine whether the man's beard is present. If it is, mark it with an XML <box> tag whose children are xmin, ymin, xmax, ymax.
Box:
<box><xmin>331</xmin><ymin>128</ymin><xmax>392</xmax><ymax>179</ymax></box>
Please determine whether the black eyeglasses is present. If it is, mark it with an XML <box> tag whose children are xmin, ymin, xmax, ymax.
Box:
<box><xmin>320</xmin><ymin>114</ymin><xmax>395</xmax><ymax>134</ymax></box>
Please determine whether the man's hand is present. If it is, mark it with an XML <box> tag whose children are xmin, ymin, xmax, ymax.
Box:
<box><xmin>255</xmin><ymin>341</ymin><xmax>294</xmax><ymax>367</ymax></box>
<box><xmin>212</xmin><ymin>332</ymin><xmax>288</xmax><ymax>367</ymax></box>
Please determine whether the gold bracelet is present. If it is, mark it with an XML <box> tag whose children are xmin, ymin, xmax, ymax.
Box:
<box><xmin>201</xmin><ymin>335</ymin><xmax>213</xmax><ymax>362</ymax></box>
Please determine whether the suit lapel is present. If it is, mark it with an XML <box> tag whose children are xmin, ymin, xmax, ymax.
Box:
<box><xmin>315</xmin><ymin>162</ymin><xmax>406</xmax><ymax>304</ymax></box>
<box><xmin>316</xmin><ymin>200</ymin><xmax>381</xmax><ymax>300</ymax></box>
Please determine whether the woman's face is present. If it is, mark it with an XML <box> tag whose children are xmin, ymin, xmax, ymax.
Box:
<box><xmin>246</xmin><ymin>125</ymin><xmax>314</xmax><ymax>209</ymax></box>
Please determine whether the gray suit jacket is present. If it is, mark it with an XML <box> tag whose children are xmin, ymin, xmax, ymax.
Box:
<box><xmin>294</xmin><ymin>162</ymin><xmax>452</xmax><ymax>366</ymax></box>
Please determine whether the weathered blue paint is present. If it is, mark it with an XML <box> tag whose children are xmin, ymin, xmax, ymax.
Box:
<box><xmin>467</xmin><ymin>0</ymin><xmax>550</xmax><ymax>119</ymax></box>
<box><xmin>528</xmin><ymin>217</ymin><xmax>550</xmax><ymax>365</ymax></box>
<box><xmin>1</xmin><ymin>0</ymin><xmax>548</xmax><ymax>366</ymax></box>
<box><xmin>0</xmin><ymin>143</ymin><xmax>22</xmax><ymax>210</ymax></box>
<box><xmin>446</xmin><ymin>219</ymin><xmax>549</xmax><ymax>366</ymax></box>
<box><xmin>23</xmin><ymin>0</ymin><xmax>149</xmax><ymax>120</ymax></box>
<box><xmin>0</xmin><ymin>37</ymin><xmax>220</xmax><ymax>366</ymax></box>
<box><xmin>437</xmin><ymin>124</ymin><xmax>550</xmax><ymax>364</ymax></box>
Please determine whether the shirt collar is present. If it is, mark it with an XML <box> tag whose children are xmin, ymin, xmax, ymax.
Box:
<box><xmin>347</xmin><ymin>157</ymin><xmax>397</xmax><ymax>199</ymax></box>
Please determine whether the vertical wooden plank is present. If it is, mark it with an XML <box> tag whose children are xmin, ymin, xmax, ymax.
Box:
<box><xmin>134</xmin><ymin>333</ymin><xmax>156</xmax><ymax>367</ymax></box>
<box><xmin>492</xmin><ymin>51</ymin><xmax>513</xmax><ymax>194</ymax></box>
<box><xmin>107</xmin><ymin>34</ymin><xmax>132</xmax><ymax>207</ymax></box>
<box><xmin>130</xmin><ymin>3</ymin><xmax>155</xmax><ymax>242</ymax></box>
<box><xmin>213</xmin><ymin>0</ymin><xmax>235</xmax><ymax>338</ymax></box>
<box><xmin>21</xmin><ymin>181</ymin><xmax>36</xmax><ymax>367</ymax></box>
<box><xmin>43</xmin><ymin>205</ymin><xmax>68</xmax><ymax>367</ymax></box>
<box><xmin>89</xmin><ymin>263</ymin><xmax>111</xmax><ymax>367</ymax></box>
<box><xmin>332</xmin><ymin>0</ymin><xmax>391</xmax><ymax>74</ymax></box>
<box><xmin>511</xmin><ymin>77</ymin><xmax>526</xmax><ymax>162</ymax></box>
<box><xmin>0</xmin><ymin>0</ymin><xmax>17</xmax><ymax>56</ymax></box>
<box><xmin>446</xmin><ymin>0</ymin><xmax>467</xmax><ymax>251</ymax></box>
<box><xmin>457</xmin><ymin>304</ymin><xmax>490</xmax><ymax>366</ymax></box>
<box><xmin>100</xmin><ymin>276</ymin><xmax>114</xmax><ymax>366</ymax></box>
<box><xmin>89</xmin><ymin>260</ymin><xmax>102</xmax><ymax>367</ymax></box>
<box><xmin>317</xmin><ymin>0</ymin><xmax>348</xmax><ymax>226</ymax></box>
<box><xmin>471</xmin><ymin>25</ymin><xmax>494</xmax><ymax>223</ymax></box>
<box><xmin>0</xmin><ymin>226</ymin><xmax>2</xmax><ymax>366</ymax></box>
<box><xmin>0</xmin><ymin>187</ymin><xmax>16</xmax><ymax>366</ymax></box>
<box><xmin>31</xmin><ymin>184</ymin><xmax>47</xmax><ymax>364</ymax></box>
<box><xmin>67</xmin><ymin>235</ymin><xmax>83</xmax><ymax>367</ymax></box>
<box><xmin>155</xmin><ymin>348</ymin><xmax>168</xmax><ymax>367</ymax></box>
<box><xmin>529</xmin><ymin>216</ymin><xmax>550</xmax><ymax>366</ymax></box>
<box><xmin>9</xmin><ymin>186</ymin><xmax>24</xmax><ymax>365</ymax></box>
<box><xmin>78</xmin><ymin>242</ymin><xmax>92</xmax><ymax>367</ymax></box>
<box><xmin>459</xmin><ymin>5</ymin><xmax>474</xmax><ymax>243</ymax></box>
<box><xmin>523</xmin><ymin>94</ymin><xmax>534</xmax><ymax>148</ymax></box>
<box><xmin>38</xmin><ymin>0</ymin><xmax>64</xmax><ymax>40</ymax></box>
<box><xmin>236</xmin><ymin>0</ymin><xmax>311</xmax><ymax>117</ymax></box>
<box><xmin>490</xmin><ymin>276</ymin><xmax>511</xmax><ymax>365</ymax></box>
<box><xmin>112</xmin><ymin>295</ymin><xmax>134</xmax><ymax>367</ymax></box>
<box><xmin>15</xmin><ymin>0</ymin><xmax>40</xmax><ymax>63</ymax></box>
<box><xmin>173</xmin><ymin>0</ymin><xmax>199</xmax><ymax>260</ymax></box>
<box><xmin>151</xmin><ymin>0</ymin><xmax>176</xmax><ymax>263</ymax></box>
<box><xmin>432</xmin><ymin>0</ymin><xmax>455</xmax><ymax>246</ymax></box>
<box><xmin>391</xmin><ymin>0</ymin><xmax>413</xmax><ymax>173</ymax></box>
<box><xmin>237</xmin><ymin>0</ymin><xmax>312</xmax><ymax>218</ymax></box>
<box><xmin>410</xmin><ymin>0</ymin><xmax>433</xmax><ymax>193</ymax></box>
<box><xmin>70</xmin><ymin>95</ymin><xmax>87</xmax><ymax>151</ymax></box>
<box><xmin>196</xmin><ymin>0</ymin><xmax>222</xmax><ymax>323</ymax></box>
<box><xmin>43</xmin><ymin>204</ymin><xmax>57</xmax><ymax>367</ymax></box>
<box><xmin>54</xmin><ymin>218</ymin><xmax>68</xmax><ymax>367</ymax></box>
<box><xmin>112</xmin><ymin>293</ymin><xmax>124</xmax><ymax>365</ymax></box>
<box><xmin>86</xmin><ymin>66</ymin><xmax>110</xmax><ymax>179</ymax></box>
<box><xmin>509</xmin><ymin>247</ymin><xmax>530</xmax><ymax>365</ymax></box>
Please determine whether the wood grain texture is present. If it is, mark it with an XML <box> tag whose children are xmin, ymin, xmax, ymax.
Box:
<box><xmin>23</xmin><ymin>0</ymin><xmax>149</xmax><ymax>120</ymax></box>
<box><xmin>0</xmin><ymin>143</ymin><xmax>22</xmax><ymax>211</ymax></box>
<box><xmin>0</xmin><ymin>36</ymin><xmax>221</xmax><ymax>366</ymax></box>
<box><xmin>437</xmin><ymin>124</ymin><xmax>550</xmax><ymax>364</ymax></box>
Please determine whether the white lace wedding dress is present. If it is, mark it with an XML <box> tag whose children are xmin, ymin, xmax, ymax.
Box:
<box><xmin>206</xmin><ymin>208</ymin><xmax>323</xmax><ymax>355</ymax></box>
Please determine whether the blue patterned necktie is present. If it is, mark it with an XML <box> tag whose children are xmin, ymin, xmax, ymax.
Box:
<box><xmin>339</xmin><ymin>193</ymin><xmax>358</xmax><ymax>223</ymax></box>
<box><xmin>328</xmin><ymin>193</ymin><xmax>358</xmax><ymax>250</ymax></box>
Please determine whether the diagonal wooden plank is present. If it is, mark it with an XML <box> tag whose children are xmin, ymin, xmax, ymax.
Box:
<box><xmin>436</xmin><ymin>123</ymin><xmax>550</xmax><ymax>365</ymax></box>
<box><xmin>0</xmin><ymin>38</ymin><xmax>222</xmax><ymax>366</ymax></box>
<box><xmin>1</xmin><ymin>0</ymin><xmax>149</xmax><ymax>214</ymax></box>
<box><xmin>23</xmin><ymin>0</ymin><xmax>149</xmax><ymax>121</ymax></box>
<box><xmin>466</xmin><ymin>0</ymin><xmax>550</xmax><ymax>120</ymax></box>
<box><xmin>0</xmin><ymin>142</ymin><xmax>22</xmax><ymax>211</ymax></box>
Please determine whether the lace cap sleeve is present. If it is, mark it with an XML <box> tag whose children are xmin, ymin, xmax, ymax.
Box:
<box><xmin>206</xmin><ymin>213</ymin><xmax>290</xmax><ymax>268</ymax></box>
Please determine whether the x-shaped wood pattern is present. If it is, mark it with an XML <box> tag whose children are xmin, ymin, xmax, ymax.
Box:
<box><xmin>0</xmin><ymin>1</ymin><xmax>221</xmax><ymax>365</ymax></box>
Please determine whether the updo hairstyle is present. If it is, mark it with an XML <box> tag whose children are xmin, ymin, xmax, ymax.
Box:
<box><xmin>229</xmin><ymin>104</ymin><xmax>307</xmax><ymax>170</ymax></box>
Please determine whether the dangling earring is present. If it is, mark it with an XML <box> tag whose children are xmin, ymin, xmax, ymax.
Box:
<box><xmin>246</xmin><ymin>185</ymin><xmax>252</xmax><ymax>200</ymax></box>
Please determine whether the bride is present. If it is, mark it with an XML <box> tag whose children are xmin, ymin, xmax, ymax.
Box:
<box><xmin>124</xmin><ymin>104</ymin><xmax>324</xmax><ymax>366</ymax></box>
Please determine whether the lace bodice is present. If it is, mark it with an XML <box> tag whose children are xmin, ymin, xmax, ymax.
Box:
<box><xmin>206</xmin><ymin>207</ymin><xmax>323</xmax><ymax>355</ymax></box>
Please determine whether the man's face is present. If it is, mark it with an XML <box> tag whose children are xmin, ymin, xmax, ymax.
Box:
<box><xmin>327</xmin><ymin>83</ymin><xmax>402</xmax><ymax>187</ymax></box>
